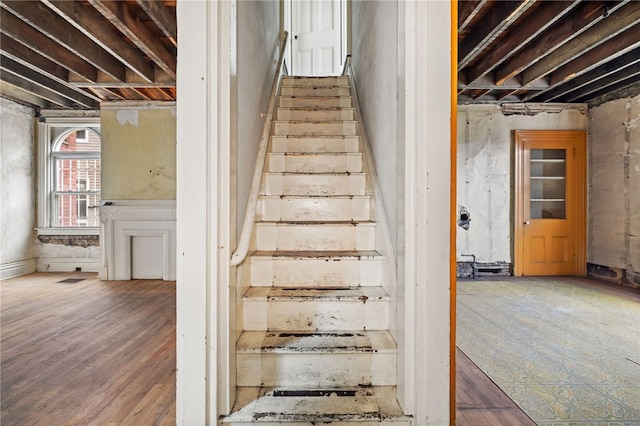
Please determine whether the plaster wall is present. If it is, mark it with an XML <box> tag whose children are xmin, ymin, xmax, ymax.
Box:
<box><xmin>236</xmin><ymin>0</ymin><xmax>280</xmax><ymax>232</ymax></box>
<box><xmin>588</xmin><ymin>94</ymin><xmax>640</xmax><ymax>286</ymax></box>
<box><xmin>0</xmin><ymin>99</ymin><xmax>36</xmax><ymax>278</ymax></box>
<box><xmin>351</xmin><ymin>0</ymin><xmax>399</xmax><ymax>250</ymax></box>
<box><xmin>100</xmin><ymin>104</ymin><xmax>176</xmax><ymax>201</ymax></box>
<box><xmin>456</xmin><ymin>104</ymin><xmax>588</xmax><ymax>265</ymax></box>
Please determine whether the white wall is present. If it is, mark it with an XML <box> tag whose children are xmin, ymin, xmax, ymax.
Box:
<box><xmin>588</xmin><ymin>94</ymin><xmax>640</xmax><ymax>286</ymax></box>
<box><xmin>456</xmin><ymin>104</ymin><xmax>588</xmax><ymax>265</ymax></box>
<box><xmin>0</xmin><ymin>99</ymin><xmax>36</xmax><ymax>278</ymax></box>
<box><xmin>351</xmin><ymin>0</ymin><xmax>399</xmax><ymax>250</ymax></box>
<box><xmin>236</xmin><ymin>0</ymin><xmax>280</xmax><ymax>232</ymax></box>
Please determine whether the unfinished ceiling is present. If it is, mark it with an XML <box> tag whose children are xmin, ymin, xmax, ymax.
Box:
<box><xmin>458</xmin><ymin>0</ymin><xmax>640</xmax><ymax>105</ymax></box>
<box><xmin>0</xmin><ymin>0</ymin><xmax>176</xmax><ymax>110</ymax></box>
<box><xmin>1</xmin><ymin>1</ymin><xmax>640</xmax><ymax>110</ymax></box>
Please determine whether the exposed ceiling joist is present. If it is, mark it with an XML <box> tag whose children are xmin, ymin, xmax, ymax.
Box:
<box><xmin>88</xmin><ymin>0</ymin><xmax>176</xmax><ymax>80</ymax></box>
<box><xmin>465</xmin><ymin>1</ymin><xmax>580</xmax><ymax>84</ymax></box>
<box><xmin>1</xmin><ymin>1</ymin><xmax>126</xmax><ymax>81</ymax></box>
<box><xmin>0</xmin><ymin>7</ymin><xmax>98</xmax><ymax>82</ymax></box>
<box><xmin>459</xmin><ymin>0</ymin><xmax>535</xmax><ymax>68</ymax></box>
<box><xmin>42</xmin><ymin>0</ymin><xmax>155</xmax><ymax>83</ymax></box>
<box><xmin>521</xmin><ymin>1</ymin><xmax>640</xmax><ymax>85</ymax></box>
<box><xmin>135</xmin><ymin>0</ymin><xmax>177</xmax><ymax>47</ymax></box>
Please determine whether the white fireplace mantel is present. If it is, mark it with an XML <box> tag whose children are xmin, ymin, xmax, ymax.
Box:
<box><xmin>100</xmin><ymin>200</ymin><xmax>176</xmax><ymax>280</ymax></box>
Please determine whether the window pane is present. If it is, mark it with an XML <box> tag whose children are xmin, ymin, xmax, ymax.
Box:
<box><xmin>530</xmin><ymin>149</ymin><xmax>566</xmax><ymax>219</ymax></box>
<box><xmin>56</xmin><ymin>129</ymin><xmax>100</xmax><ymax>152</ymax></box>
<box><xmin>56</xmin><ymin>194</ymin><xmax>100</xmax><ymax>227</ymax></box>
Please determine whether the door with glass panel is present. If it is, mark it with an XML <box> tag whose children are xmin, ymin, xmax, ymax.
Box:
<box><xmin>515</xmin><ymin>130</ymin><xmax>586</xmax><ymax>276</ymax></box>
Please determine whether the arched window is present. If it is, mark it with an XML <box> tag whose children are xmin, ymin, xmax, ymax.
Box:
<box><xmin>52</xmin><ymin>129</ymin><xmax>101</xmax><ymax>227</ymax></box>
<box><xmin>37</xmin><ymin>117</ymin><xmax>101</xmax><ymax>232</ymax></box>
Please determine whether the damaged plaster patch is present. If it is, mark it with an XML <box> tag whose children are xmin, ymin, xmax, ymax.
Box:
<box><xmin>116</xmin><ymin>109</ymin><xmax>139</xmax><ymax>127</ymax></box>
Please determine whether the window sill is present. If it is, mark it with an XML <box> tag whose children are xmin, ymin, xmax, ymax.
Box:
<box><xmin>36</xmin><ymin>227</ymin><xmax>99</xmax><ymax>236</ymax></box>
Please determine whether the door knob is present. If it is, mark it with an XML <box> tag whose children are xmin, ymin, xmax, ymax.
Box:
<box><xmin>524</xmin><ymin>221</ymin><xmax>530</xmax><ymax>225</ymax></box>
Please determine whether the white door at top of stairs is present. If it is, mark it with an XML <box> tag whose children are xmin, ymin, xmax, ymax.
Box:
<box><xmin>290</xmin><ymin>0</ymin><xmax>346</xmax><ymax>76</ymax></box>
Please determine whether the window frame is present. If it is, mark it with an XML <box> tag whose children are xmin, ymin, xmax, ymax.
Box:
<box><xmin>37</xmin><ymin>117</ymin><xmax>101</xmax><ymax>235</ymax></box>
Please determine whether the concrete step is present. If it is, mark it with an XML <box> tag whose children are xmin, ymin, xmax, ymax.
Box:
<box><xmin>280</xmin><ymin>86</ymin><xmax>351</xmax><ymax>97</ymax></box>
<box><xmin>273</xmin><ymin>121</ymin><xmax>357</xmax><ymax>136</ymax></box>
<box><xmin>267</xmin><ymin>152</ymin><xmax>363</xmax><ymax>173</ymax></box>
<box><xmin>222</xmin><ymin>386</ymin><xmax>410</xmax><ymax>425</ymax></box>
<box><xmin>271</xmin><ymin>136</ymin><xmax>360</xmax><ymax>153</ymax></box>
<box><xmin>242</xmin><ymin>287</ymin><xmax>390</xmax><ymax>331</ymax></box>
<box><xmin>236</xmin><ymin>331</ymin><xmax>396</xmax><ymax>387</ymax></box>
<box><xmin>282</xmin><ymin>76</ymin><xmax>350</xmax><ymax>87</ymax></box>
<box><xmin>255</xmin><ymin>221</ymin><xmax>376</xmax><ymax>251</ymax></box>
<box><xmin>249</xmin><ymin>250</ymin><xmax>383</xmax><ymax>287</ymax></box>
<box><xmin>276</xmin><ymin>107</ymin><xmax>355</xmax><ymax>121</ymax></box>
<box><xmin>263</xmin><ymin>172</ymin><xmax>366</xmax><ymax>196</ymax></box>
<box><xmin>278</xmin><ymin>96</ymin><xmax>352</xmax><ymax>109</ymax></box>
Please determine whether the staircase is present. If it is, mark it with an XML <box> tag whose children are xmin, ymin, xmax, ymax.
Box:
<box><xmin>223</xmin><ymin>76</ymin><xmax>409</xmax><ymax>425</ymax></box>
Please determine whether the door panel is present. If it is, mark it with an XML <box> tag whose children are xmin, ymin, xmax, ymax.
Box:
<box><xmin>515</xmin><ymin>131</ymin><xmax>586</xmax><ymax>276</ymax></box>
<box><xmin>291</xmin><ymin>0</ymin><xmax>342</xmax><ymax>76</ymax></box>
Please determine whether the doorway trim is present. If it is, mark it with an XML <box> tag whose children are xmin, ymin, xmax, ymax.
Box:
<box><xmin>514</xmin><ymin>130</ymin><xmax>587</xmax><ymax>276</ymax></box>
<box><xmin>282</xmin><ymin>0</ymin><xmax>349</xmax><ymax>76</ymax></box>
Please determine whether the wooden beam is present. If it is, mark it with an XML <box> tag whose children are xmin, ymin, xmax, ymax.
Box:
<box><xmin>458</xmin><ymin>0</ymin><xmax>488</xmax><ymax>32</ymax></box>
<box><xmin>88</xmin><ymin>0</ymin><xmax>176</xmax><ymax>79</ymax></box>
<box><xmin>574</xmin><ymin>74</ymin><xmax>640</xmax><ymax>103</ymax></box>
<box><xmin>135</xmin><ymin>0</ymin><xmax>177</xmax><ymax>47</ymax></box>
<box><xmin>0</xmin><ymin>34</ymin><xmax>68</xmax><ymax>83</ymax></box>
<box><xmin>494</xmin><ymin>1</ymin><xmax>624</xmax><ymax>86</ymax></box>
<box><xmin>530</xmin><ymin>47</ymin><xmax>640</xmax><ymax>101</ymax></box>
<box><xmin>0</xmin><ymin>55</ymin><xmax>99</xmax><ymax>108</ymax></box>
<box><xmin>522</xmin><ymin>1</ymin><xmax>640</xmax><ymax>85</ymax></box>
<box><xmin>42</xmin><ymin>0</ymin><xmax>155</xmax><ymax>83</ymax></box>
<box><xmin>561</xmin><ymin>61</ymin><xmax>640</xmax><ymax>102</ymax></box>
<box><xmin>458</xmin><ymin>0</ymin><xmax>535</xmax><ymax>68</ymax></box>
<box><xmin>549</xmin><ymin>23</ymin><xmax>640</xmax><ymax>86</ymax></box>
<box><xmin>1</xmin><ymin>1</ymin><xmax>126</xmax><ymax>81</ymax></box>
<box><xmin>0</xmin><ymin>8</ymin><xmax>97</xmax><ymax>82</ymax></box>
<box><xmin>0</xmin><ymin>71</ymin><xmax>79</xmax><ymax>108</ymax></box>
<box><xmin>465</xmin><ymin>1</ymin><xmax>580</xmax><ymax>84</ymax></box>
<box><xmin>586</xmin><ymin>81</ymin><xmax>640</xmax><ymax>106</ymax></box>
<box><xmin>0</xmin><ymin>80</ymin><xmax>51</xmax><ymax>109</ymax></box>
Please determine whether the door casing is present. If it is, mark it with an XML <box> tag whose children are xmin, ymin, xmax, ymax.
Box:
<box><xmin>514</xmin><ymin>130</ymin><xmax>587</xmax><ymax>276</ymax></box>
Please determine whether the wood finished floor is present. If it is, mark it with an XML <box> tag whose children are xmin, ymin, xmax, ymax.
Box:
<box><xmin>1</xmin><ymin>272</ymin><xmax>533</xmax><ymax>425</ymax></box>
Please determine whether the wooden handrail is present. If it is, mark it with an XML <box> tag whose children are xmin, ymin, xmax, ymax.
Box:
<box><xmin>231</xmin><ymin>31</ymin><xmax>289</xmax><ymax>266</ymax></box>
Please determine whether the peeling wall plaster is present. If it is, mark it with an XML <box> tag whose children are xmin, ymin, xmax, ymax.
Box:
<box><xmin>0</xmin><ymin>99</ymin><xmax>36</xmax><ymax>272</ymax></box>
<box><xmin>101</xmin><ymin>106</ymin><xmax>176</xmax><ymax>200</ymax></box>
<box><xmin>588</xmin><ymin>94</ymin><xmax>640</xmax><ymax>287</ymax></box>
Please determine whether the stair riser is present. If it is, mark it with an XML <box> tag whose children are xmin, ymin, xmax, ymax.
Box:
<box><xmin>255</xmin><ymin>224</ymin><xmax>376</xmax><ymax>251</ymax></box>
<box><xmin>279</xmin><ymin>97</ymin><xmax>352</xmax><ymax>108</ymax></box>
<box><xmin>282</xmin><ymin>76</ymin><xmax>350</xmax><ymax>87</ymax></box>
<box><xmin>264</xmin><ymin>174</ymin><xmax>366</xmax><ymax>196</ymax></box>
<box><xmin>276</xmin><ymin>108</ymin><xmax>355</xmax><ymax>121</ymax></box>
<box><xmin>259</xmin><ymin>197</ymin><xmax>371</xmax><ymax>221</ymax></box>
<box><xmin>271</xmin><ymin>136</ymin><xmax>360</xmax><ymax>153</ymax></box>
<box><xmin>243</xmin><ymin>299</ymin><xmax>389</xmax><ymax>331</ymax></box>
<box><xmin>250</xmin><ymin>257</ymin><xmax>383</xmax><ymax>287</ymax></box>
<box><xmin>274</xmin><ymin>121</ymin><xmax>357</xmax><ymax>136</ymax></box>
<box><xmin>280</xmin><ymin>86</ymin><xmax>351</xmax><ymax>97</ymax></box>
<box><xmin>237</xmin><ymin>352</ymin><xmax>396</xmax><ymax>387</ymax></box>
<box><xmin>267</xmin><ymin>153</ymin><xmax>363</xmax><ymax>173</ymax></box>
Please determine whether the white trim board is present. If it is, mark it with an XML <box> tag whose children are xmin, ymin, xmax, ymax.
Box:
<box><xmin>0</xmin><ymin>259</ymin><xmax>37</xmax><ymax>280</ymax></box>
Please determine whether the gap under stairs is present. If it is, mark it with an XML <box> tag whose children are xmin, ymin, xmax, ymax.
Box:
<box><xmin>223</xmin><ymin>76</ymin><xmax>410</xmax><ymax>425</ymax></box>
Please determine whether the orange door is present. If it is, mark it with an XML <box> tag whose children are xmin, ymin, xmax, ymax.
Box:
<box><xmin>515</xmin><ymin>131</ymin><xmax>586</xmax><ymax>276</ymax></box>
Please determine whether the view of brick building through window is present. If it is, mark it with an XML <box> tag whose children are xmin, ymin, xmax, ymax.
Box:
<box><xmin>54</xmin><ymin>129</ymin><xmax>101</xmax><ymax>227</ymax></box>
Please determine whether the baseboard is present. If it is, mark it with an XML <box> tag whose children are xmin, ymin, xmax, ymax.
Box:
<box><xmin>587</xmin><ymin>263</ymin><xmax>640</xmax><ymax>289</ymax></box>
<box><xmin>37</xmin><ymin>258</ymin><xmax>100</xmax><ymax>273</ymax></box>
<box><xmin>0</xmin><ymin>259</ymin><xmax>37</xmax><ymax>279</ymax></box>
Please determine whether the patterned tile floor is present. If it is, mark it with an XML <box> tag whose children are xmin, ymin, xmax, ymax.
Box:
<box><xmin>457</xmin><ymin>277</ymin><xmax>640</xmax><ymax>425</ymax></box>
